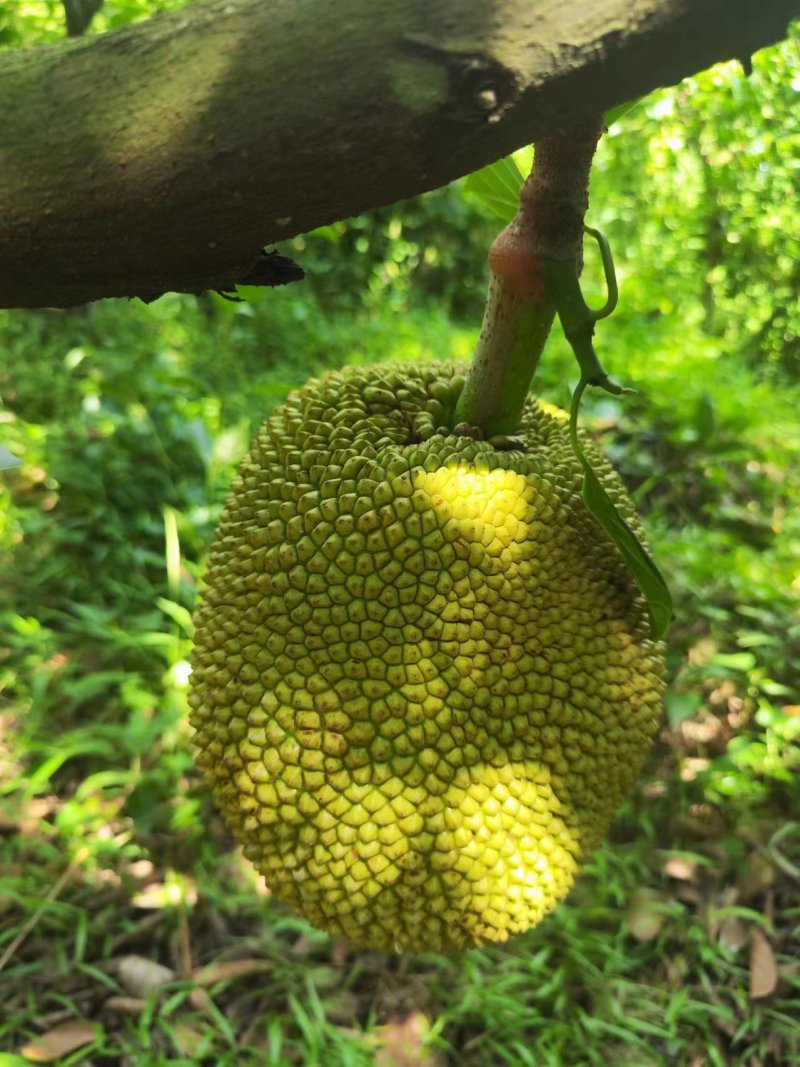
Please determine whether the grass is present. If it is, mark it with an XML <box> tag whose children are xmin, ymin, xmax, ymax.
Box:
<box><xmin>1</xmin><ymin>276</ymin><xmax>799</xmax><ymax>1065</ymax></box>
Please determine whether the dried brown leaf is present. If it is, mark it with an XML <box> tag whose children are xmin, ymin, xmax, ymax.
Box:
<box><xmin>103</xmin><ymin>995</ymin><xmax>147</xmax><ymax>1015</ymax></box>
<box><xmin>373</xmin><ymin>1012</ymin><xmax>442</xmax><ymax>1067</ymax></box>
<box><xmin>626</xmin><ymin>889</ymin><xmax>667</xmax><ymax>942</ymax></box>
<box><xmin>116</xmin><ymin>954</ymin><xmax>175</xmax><ymax>997</ymax></box>
<box><xmin>749</xmin><ymin>928</ymin><xmax>778</xmax><ymax>999</ymax></box>
<box><xmin>172</xmin><ymin>1024</ymin><xmax>205</xmax><ymax>1056</ymax></box>
<box><xmin>189</xmin><ymin>987</ymin><xmax>213</xmax><ymax>1012</ymax></box>
<box><xmin>19</xmin><ymin>1019</ymin><xmax>97</xmax><ymax>1062</ymax></box>
<box><xmin>126</xmin><ymin>859</ymin><xmax>155</xmax><ymax>881</ymax></box>
<box><xmin>737</xmin><ymin>852</ymin><xmax>775</xmax><ymax>902</ymax></box>
<box><xmin>680</xmin><ymin>757</ymin><xmax>710</xmax><ymax>782</ymax></box>
<box><xmin>665</xmin><ymin>955</ymin><xmax>687</xmax><ymax>988</ymax></box>
<box><xmin>193</xmin><ymin>958</ymin><xmax>272</xmax><ymax>986</ymax></box>
<box><xmin>717</xmin><ymin>916</ymin><xmax>747</xmax><ymax>953</ymax></box>
<box><xmin>663</xmin><ymin>855</ymin><xmax>698</xmax><ymax>881</ymax></box>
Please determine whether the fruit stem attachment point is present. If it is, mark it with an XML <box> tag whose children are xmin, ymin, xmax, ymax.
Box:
<box><xmin>456</xmin><ymin>117</ymin><xmax>605</xmax><ymax>439</ymax></box>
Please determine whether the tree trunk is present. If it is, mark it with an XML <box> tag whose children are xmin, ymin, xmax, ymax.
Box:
<box><xmin>0</xmin><ymin>0</ymin><xmax>796</xmax><ymax>308</ymax></box>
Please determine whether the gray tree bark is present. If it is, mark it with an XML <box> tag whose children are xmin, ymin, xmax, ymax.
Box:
<box><xmin>0</xmin><ymin>0</ymin><xmax>796</xmax><ymax>308</ymax></box>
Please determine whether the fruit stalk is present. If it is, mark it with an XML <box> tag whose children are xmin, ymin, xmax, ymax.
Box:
<box><xmin>455</xmin><ymin>116</ymin><xmax>605</xmax><ymax>438</ymax></box>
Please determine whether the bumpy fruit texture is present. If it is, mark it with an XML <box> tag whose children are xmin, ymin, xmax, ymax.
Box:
<box><xmin>189</xmin><ymin>363</ymin><xmax>664</xmax><ymax>952</ymax></box>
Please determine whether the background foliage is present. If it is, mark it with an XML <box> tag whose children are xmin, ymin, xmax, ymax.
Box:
<box><xmin>1</xmin><ymin>5</ymin><xmax>799</xmax><ymax>1064</ymax></box>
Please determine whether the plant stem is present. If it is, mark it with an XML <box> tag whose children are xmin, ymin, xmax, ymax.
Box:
<box><xmin>455</xmin><ymin>116</ymin><xmax>605</xmax><ymax>438</ymax></box>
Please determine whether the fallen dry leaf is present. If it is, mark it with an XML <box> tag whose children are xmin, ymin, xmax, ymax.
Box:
<box><xmin>172</xmin><ymin>1024</ymin><xmax>205</xmax><ymax>1056</ymax></box>
<box><xmin>117</xmin><ymin>954</ymin><xmax>176</xmax><ymax>997</ymax></box>
<box><xmin>373</xmin><ymin>1012</ymin><xmax>442</xmax><ymax>1067</ymax></box>
<box><xmin>665</xmin><ymin>954</ymin><xmax>687</xmax><ymax>988</ymax></box>
<box><xmin>189</xmin><ymin>987</ymin><xmax>213</xmax><ymax>1012</ymax></box>
<box><xmin>193</xmin><ymin>958</ymin><xmax>272</xmax><ymax>986</ymax></box>
<box><xmin>20</xmin><ymin>1019</ymin><xmax>97</xmax><ymax>1062</ymax></box>
<box><xmin>626</xmin><ymin>888</ymin><xmax>668</xmax><ymax>943</ymax></box>
<box><xmin>663</xmin><ymin>854</ymin><xmax>699</xmax><ymax>882</ymax></box>
<box><xmin>680</xmin><ymin>757</ymin><xmax>711</xmax><ymax>782</ymax></box>
<box><xmin>126</xmin><ymin>858</ymin><xmax>156</xmax><ymax>881</ymax></box>
<box><xmin>737</xmin><ymin>852</ymin><xmax>776</xmax><ymax>902</ymax></box>
<box><xmin>749</xmin><ymin>928</ymin><xmax>778</xmax><ymax>1000</ymax></box>
<box><xmin>103</xmin><ymin>995</ymin><xmax>147</xmax><ymax>1015</ymax></box>
<box><xmin>717</xmin><ymin>915</ymin><xmax>747</xmax><ymax>953</ymax></box>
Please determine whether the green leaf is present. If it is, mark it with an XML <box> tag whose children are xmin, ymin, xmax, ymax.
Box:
<box><xmin>570</xmin><ymin>381</ymin><xmax>673</xmax><ymax>640</ymax></box>
<box><xmin>712</xmin><ymin>651</ymin><xmax>757</xmax><ymax>672</ymax></box>
<box><xmin>581</xmin><ymin>461</ymin><xmax>673</xmax><ymax>639</ymax></box>
<box><xmin>156</xmin><ymin>596</ymin><xmax>195</xmax><ymax>635</ymax></box>
<box><xmin>462</xmin><ymin>107</ymin><xmax>644</xmax><ymax>222</ymax></box>
<box><xmin>463</xmin><ymin>154</ymin><xmax>526</xmax><ymax>222</ymax></box>
<box><xmin>605</xmin><ymin>98</ymin><xmax>641</xmax><ymax>128</ymax></box>
<box><xmin>666</xmin><ymin>691</ymin><xmax>702</xmax><ymax>728</ymax></box>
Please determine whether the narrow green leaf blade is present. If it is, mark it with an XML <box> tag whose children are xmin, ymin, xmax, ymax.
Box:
<box><xmin>463</xmin><ymin>155</ymin><xmax>526</xmax><ymax>222</ymax></box>
<box><xmin>581</xmin><ymin>462</ymin><xmax>673</xmax><ymax>639</ymax></box>
<box><xmin>605</xmin><ymin>97</ymin><xmax>642</xmax><ymax>127</ymax></box>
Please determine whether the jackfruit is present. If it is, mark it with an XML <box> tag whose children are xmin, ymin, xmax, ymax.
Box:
<box><xmin>189</xmin><ymin>363</ymin><xmax>664</xmax><ymax>952</ymax></box>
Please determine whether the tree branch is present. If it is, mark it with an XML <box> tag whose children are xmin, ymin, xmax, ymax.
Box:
<box><xmin>0</xmin><ymin>0</ymin><xmax>796</xmax><ymax>308</ymax></box>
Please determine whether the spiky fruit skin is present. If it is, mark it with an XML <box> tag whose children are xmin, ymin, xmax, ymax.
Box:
<box><xmin>189</xmin><ymin>363</ymin><xmax>664</xmax><ymax>952</ymax></box>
